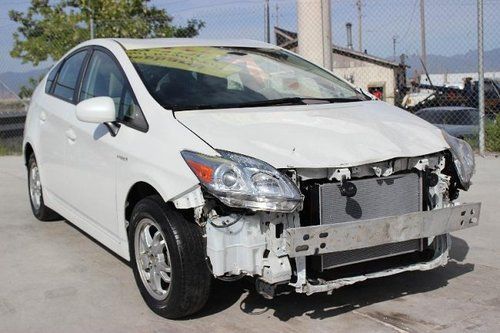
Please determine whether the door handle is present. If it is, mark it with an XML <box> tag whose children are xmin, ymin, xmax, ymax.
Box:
<box><xmin>65</xmin><ymin>129</ymin><xmax>77</xmax><ymax>142</ymax></box>
<box><xmin>39</xmin><ymin>111</ymin><xmax>47</xmax><ymax>122</ymax></box>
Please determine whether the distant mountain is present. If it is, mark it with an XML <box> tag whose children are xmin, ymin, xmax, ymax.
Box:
<box><xmin>402</xmin><ymin>48</ymin><xmax>500</xmax><ymax>76</ymax></box>
<box><xmin>0</xmin><ymin>68</ymin><xmax>49</xmax><ymax>98</ymax></box>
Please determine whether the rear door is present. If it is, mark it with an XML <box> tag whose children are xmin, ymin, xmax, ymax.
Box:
<box><xmin>37</xmin><ymin>49</ymin><xmax>89</xmax><ymax>203</ymax></box>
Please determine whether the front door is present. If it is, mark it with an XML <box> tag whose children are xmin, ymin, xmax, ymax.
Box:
<box><xmin>64</xmin><ymin>49</ymin><xmax>125</xmax><ymax>238</ymax></box>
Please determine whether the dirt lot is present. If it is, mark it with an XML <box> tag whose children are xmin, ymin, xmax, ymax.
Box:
<box><xmin>0</xmin><ymin>155</ymin><xmax>499</xmax><ymax>333</ymax></box>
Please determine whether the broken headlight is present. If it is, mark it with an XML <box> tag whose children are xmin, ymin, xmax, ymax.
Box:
<box><xmin>442</xmin><ymin>130</ymin><xmax>475</xmax><ymax>190</ymax></box>
<box><xmin>181</xmin><ymin>150</ymin><xmax>303</xmax><ymax>212</ymax></box>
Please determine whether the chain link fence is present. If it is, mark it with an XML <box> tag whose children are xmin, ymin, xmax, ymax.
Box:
<box><xmin>0</xmin><ymin>0</ymin><xmax>499</xmax><ymax>155</ymax></box>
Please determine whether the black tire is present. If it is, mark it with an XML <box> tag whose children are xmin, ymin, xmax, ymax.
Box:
<box><xmin>27</xmin><ymin>154</ymin><xmax>61</xmax><ymax>221</ymax></box>
<box><xmin>129</xmin><ymin>195</ymin><xmax>211</xmax><ymax>319</ymax></box>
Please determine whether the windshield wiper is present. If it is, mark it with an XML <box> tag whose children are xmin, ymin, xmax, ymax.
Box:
<box><xmin>170</xmin><ymin>96</ymin><xmax>364</xmax><ymax>111</ymax></box>
<box><xmin>170</xmin><ymin>97</ymin><xmax>306</xmax><ymax>111</ymax></box>
<box><xmin>300</xmin><ymin>97</ymin><xmax>366</xmax><ymax>103</ymax></box>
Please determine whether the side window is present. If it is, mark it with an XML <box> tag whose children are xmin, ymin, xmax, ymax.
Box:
<box><xmin>81</xmin><ymin>49</ymin><xmax>147</xmax><ymax>131</ymax></box>
<box><xmin>53</xmin><ymin>51</ymin><xmax>87</xmax><ymax>102</ymax></box>
<box><xmin>120</xmin><ymin>88</ymin><xmax>148</xmax><ymax>130</ymax></box>
<box><xmin>80</xmin><ymin>50</ymin><xmax>124</xmax><ymax>113</ymax></box>
<box><xmin>45</xmin><ymin>63</ymin><xmax>60</xmax><ymax>94</ymax></box>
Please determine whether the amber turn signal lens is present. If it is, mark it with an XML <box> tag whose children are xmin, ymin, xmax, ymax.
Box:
<box><xmin>185</xmin><ymin>159</ymin><xmax>214</xmax><ymax>183</ymax></box>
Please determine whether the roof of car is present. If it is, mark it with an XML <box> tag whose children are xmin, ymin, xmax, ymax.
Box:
<box><xmin>108</xmin><ymin>38</ymin><xmax>278</xmax><ymax>50</ymax></box>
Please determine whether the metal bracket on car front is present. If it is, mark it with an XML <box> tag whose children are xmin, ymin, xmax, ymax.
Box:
<box><xmin>284</xmin><ymin>202</ymin><xmax>480</xmax><ymax>258</ymax></box>
<box><xmin>171</xmin><ymin>185</ymin><xmax>205</xmax><ymax>209</ymax></box>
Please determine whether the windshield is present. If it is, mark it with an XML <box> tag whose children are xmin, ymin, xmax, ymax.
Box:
<box><xmin>127</xmin><ymin>46</ymin><xmax>365</xmax><ymax>110</ymax></box>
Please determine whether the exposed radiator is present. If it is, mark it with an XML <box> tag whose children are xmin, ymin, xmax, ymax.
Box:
<box><xmin>319</xmin><ymin>173</ymin><xmax>422</xmax><ymax>225</ymax></box>
<box><xmin>315</xmin><ymin>172</ymin><xmax>423</xmax><ymax>270</ymax></box>
<box><xmin>322</xmin><ymin>239</ymin><xmax>423</xmax><ymax>269</ymax></box>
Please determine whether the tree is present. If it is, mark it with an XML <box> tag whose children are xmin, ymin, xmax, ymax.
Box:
<box><xmin>19</xmin><ymin>75</ymin><xmax>45</xmax><ymax>99</ymax></box>
<box><xmin>9</xmin><ymin>0</ymin><xmax>205</xmax><ymax>66</ymax></box>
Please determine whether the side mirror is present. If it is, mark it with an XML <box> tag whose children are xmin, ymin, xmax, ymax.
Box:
<box><xmin>76</xmin><ymin>96</ymin><xmax>116</xmax><ymax>124</ymax></box>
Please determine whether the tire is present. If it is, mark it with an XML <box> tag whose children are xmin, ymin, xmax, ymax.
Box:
<box><xmin>129</xmin><ymin>195</ymin><xmax>211</xmax><ymax>319</ymax></box>
<box><xmin>27</xmin><ymin>154</ymin><xmax>61</xmax><ymax>221</ymax></box>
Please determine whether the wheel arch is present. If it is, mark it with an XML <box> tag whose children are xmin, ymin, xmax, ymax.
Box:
<box><xmin>24</xmin><ymin>142</ymin><xmax>34</xmax><ymax>166</ymax></box>
<box><xmin>123</xmin><ymin>181</ymin><xmax>201</xmax><ymax>228</ymax></box>
<box><xmin>118</xmin><ymin>173</ymin><xmax>202</xmax><ymax>260</ymax></box>
<box><xmin>125</xmin><ymin>181</ymin><xmax>162</xmax><ymax>225</ymax></box>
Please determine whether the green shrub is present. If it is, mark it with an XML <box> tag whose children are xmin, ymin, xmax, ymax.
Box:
<box><xmin>0</xmin><ymin>99</ymin><xmax>27</xmax><ymax>112</ymax></box>
<box><xmin>465</xmin><ymin>136</ymin><xmax>479</xmax><ymax>151</ymax></box>
<box><xmin>486</xmin><ymin>115</ymin><xmax>500</xmax><ymax>152</ymax></box>
<box><xmin>0</xmin><ymin>140</ymin><xmax>22</xmax><ymax>156</ymax></box>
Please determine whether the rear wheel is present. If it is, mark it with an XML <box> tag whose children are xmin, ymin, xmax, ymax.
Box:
<box><xmin>27</xmin><ymin>154</ymin><xmax>61</xmax><ymax>221</ymax></box>
<box><xmin>129</xmin><ymin>196</ymin><xmax>211</xmax><ymax>318</ymax></box>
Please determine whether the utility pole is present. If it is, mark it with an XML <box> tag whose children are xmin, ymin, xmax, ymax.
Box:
<box><xmin>90</xmin><ymin>16</ymin><xmax>95</xmax><ymax>39</ymax></box>
<box><xmin>419</xmin><ymin>0</ymin><xmax>427</xmax><ymax>68</ymax></box>
<box><xmin>392</xmin><ymin>35</ymin><xmax>398</xmax><ymax>61</ymax></box>
<box><xmin>356</xmin><ymin>0</ymin><xmax>363</xmax><ymax>52</ymax></box>
<box><xmin>478</xmin><ymin>0</ymin><xmax>485</xmax><ymax>155</ymax></box>
<box><xmin>275</xmin><ymin>3</ymin><xmax>280</xmax><ymax>27</ymax></box>
<box><xmin>297</xmin><ymin>0</ymin><xmax>332</xmax><ymax>70</ymax></box>
<box><xmin>264</xmin><ymin>0</ymin><xmax>270</xmax><ymax>43</ymax></box>
<box><xmin>84</xmin><ymin>3</ymin><xmax>95</xmax><ymax>40</ymax></box>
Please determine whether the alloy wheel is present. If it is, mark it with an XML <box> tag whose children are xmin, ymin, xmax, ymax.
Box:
<box><xmin>29</xmin><ymin>163</ymin><xmax>42</xmax><ymax>211</ymax></box>
<box><xmin>134</xmin><ymin>218</ymin><xmax>172</xmax><ymax>300</ymax></box>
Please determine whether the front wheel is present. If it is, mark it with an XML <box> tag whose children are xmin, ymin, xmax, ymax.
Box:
<box><xmin>129</xmin><ymin>196</ymin><xmax>211</xmax><ymax>319</ymax></box>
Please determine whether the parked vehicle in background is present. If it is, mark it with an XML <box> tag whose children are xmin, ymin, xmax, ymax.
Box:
<box><xmin>23</xmin><ymin>38</ymin><xmax>480</xmax><ymax>319</ymax></box>
<box><xmin>415</xmin><ymin>107</ymin><xmax>480</xmax><ymax>139</ymax></box>
<box><xmin>405</xmin><ymin>79</ymin><xmax>500</xmax><ymax>114</ymax></box>
<box><xmin>415</xmin><ymin>106</ymin><xmax>497</xmax><ymax>140</ymax></box>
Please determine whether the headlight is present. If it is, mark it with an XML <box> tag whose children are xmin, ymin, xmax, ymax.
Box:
<box><xmin>181</xmin><ymin>150</ymin><xmax>303</xmax><ymax>212</ymax></box>
<box><xmin>442</xmin><ymin>130</ymin><xmax>475</xmax><ymax>190</ymax></box>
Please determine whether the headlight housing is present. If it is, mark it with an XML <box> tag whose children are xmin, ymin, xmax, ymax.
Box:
<box><xmin>181</xmin><ymin>150</ymin><xmax>303</xmax><ymax>212</ymax></box>
<box><xmin>442</xmin><ymin>130</ymin><xmax>475</xmax><ymax>190</ymax></box>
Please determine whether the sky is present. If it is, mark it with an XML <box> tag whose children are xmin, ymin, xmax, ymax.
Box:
<box><xmin>0</xmin><ymin>0</ymin><xmax>499</xmax><ymax>73</ymax></box>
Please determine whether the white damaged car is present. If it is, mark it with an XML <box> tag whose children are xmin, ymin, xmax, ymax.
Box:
<box><xmin>23</xmin><ymin>38</ymin><xmax>480</xmax><ymax>318</ymax></box>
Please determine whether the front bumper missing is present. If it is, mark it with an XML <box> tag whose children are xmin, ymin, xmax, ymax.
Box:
<box><xmin>302</xmin><ymin>234</ymin><xmax>450</xmax><ymax>295</ymax></box>
<box><xmin>285</xmin><ymin>202</ymin><xmax>480</xmax><ymax>257</ymax></box>
<box><xmin>283</xmin><ymin>203</ymin><xmax>480</xmax><ymax>295</ymax></box>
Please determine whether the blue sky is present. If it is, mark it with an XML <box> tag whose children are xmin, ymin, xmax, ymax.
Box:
<box><xmin>0</xmin><ymin>0</ymin><xmax>499</xmax><ymax>73</ymax></box>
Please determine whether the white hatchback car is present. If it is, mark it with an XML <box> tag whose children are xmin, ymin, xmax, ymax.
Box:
<box><xmin>24</xmin><ymin>38</ymin><xmax>480</xmax><ymax>318</ymax></box>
